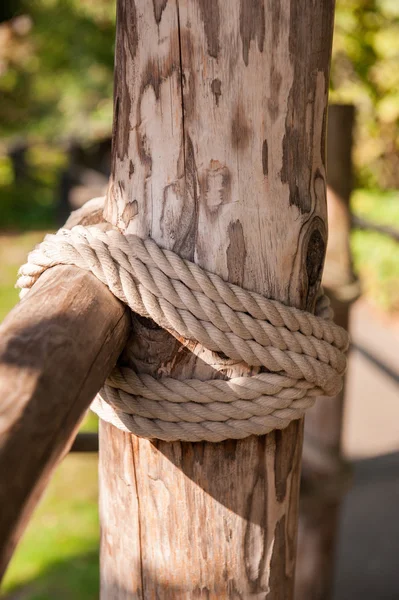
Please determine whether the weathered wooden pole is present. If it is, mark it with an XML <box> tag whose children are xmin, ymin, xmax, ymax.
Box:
<box><xmin>100</xmin><ymin>1</ymin><xmax>335</xmax><ymax>597</ymax></box>
<box><xmin>296</xmin><ymin>104</ymin><xmax>357</xmax><ymax>599</ymax></box>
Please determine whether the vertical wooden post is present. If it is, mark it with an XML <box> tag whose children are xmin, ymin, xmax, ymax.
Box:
<box><xmin>296</xmin><ymin>104</ymin><xmax>356</xmax><ymax>600</ymax></box>
<box><xmin>100</xmin><ymin>1</ymin><xmax>335</xmax><ymax>597</ymax></box>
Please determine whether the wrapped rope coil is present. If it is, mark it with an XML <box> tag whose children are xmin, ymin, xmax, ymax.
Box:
<box><xmin>17</xmin><ymin>225</ymin><xmax>349</xmax><ymax>442</ymax></box>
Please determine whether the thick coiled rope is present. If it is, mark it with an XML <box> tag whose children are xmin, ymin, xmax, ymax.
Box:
<box><xmin>17</xmin><ymin>225</ymin><xmax>349</xmax><ymax>442</ymax></box>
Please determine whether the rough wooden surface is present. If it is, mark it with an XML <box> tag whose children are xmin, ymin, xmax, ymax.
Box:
<box><xmin>100</xmin><ymin>0</ymin><xmax>335</xmax><ymax>597</ymax></box>
<box><xmin>0</xmin><ymin>265</ymin><xmax>130</xmax><ymax>578</ymax></box>
<box><xmin>296</xmin><ymin>104</ymin><xmax>356</xmax><ymax>600</ymax></box>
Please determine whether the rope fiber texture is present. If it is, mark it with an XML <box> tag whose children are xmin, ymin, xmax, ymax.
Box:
<box><xmin>17</xmin><ymin>225</ymin><xmax>350</xmax><ymax>442</ymax></box>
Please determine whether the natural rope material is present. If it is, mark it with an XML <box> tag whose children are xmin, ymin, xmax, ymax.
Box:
<box><xmin>17</xmin><ymin>225</ymin><xmax>349</xmax><ymax>442</ymax></box>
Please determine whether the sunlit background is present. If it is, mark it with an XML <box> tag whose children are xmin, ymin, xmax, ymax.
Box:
<box><xmin>0</xmin><ymin>1</ymin><xmax>398</xmax><ymax>598</ymax></box>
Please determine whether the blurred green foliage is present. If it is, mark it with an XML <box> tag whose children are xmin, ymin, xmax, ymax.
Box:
<box><xmin>0</xmin><ymin>0</ymin><xmax>116</xmax><ymax>230</ymax></box>
<box><xmin>0</xmin><ymin>0</ymin><xmax>115</xmax><ymax>143</ymax></box>
<box><xmin>331</xmin><ymin>0</ymin><xmax>399</xmax><ymax>188</ymax></box>
<box><xmin>0</xmin><ymin>0</ymin><xmax>398</xmax><ymax>187</ymax></box>
<box><xmin>0</xmin><ymin>148</ymin><xmax>65</xmax><ymax>230</ymax></box>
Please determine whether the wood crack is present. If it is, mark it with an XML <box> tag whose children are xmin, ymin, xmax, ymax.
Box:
<box><xmin>131</xmin><ymin>436</ymin><xmax>145</xmax><ymax>599</ymax></box>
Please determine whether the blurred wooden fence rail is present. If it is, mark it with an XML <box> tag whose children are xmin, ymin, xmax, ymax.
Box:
<box><xmin>352</xmin><ymin>215</ymin><xmax>399</xmax><ymax>243</ymax></box>
<box><xmin>70</xmin><ymin>432</ymin><xmax>99</xmax><ymax>452</ymax></box>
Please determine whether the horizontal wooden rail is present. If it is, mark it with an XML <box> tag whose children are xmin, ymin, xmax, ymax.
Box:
<box><xmin>70</xmin><ymin>432</ymin><xmax>99</xmax><ymax>453</ymax></box>
<box><xmin>352</xmin><ymin>215</ymin><xmax>399</xmax><ymax>243</ymax></box>
<box><xmin>0</xmin><ymin>265</ymin><xmax>130</xmax><ymax>578</ymax></box>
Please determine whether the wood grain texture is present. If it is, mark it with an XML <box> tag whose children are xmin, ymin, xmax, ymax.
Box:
<box><xmin>296</xmin><ymin>105</ymin><xmax>356</xmax><ymax>600</ymax></box>
<box><xmin>0</xmin><ymin>265</ymin><xmax>130</xmax><ymax>578</ymax></box>
<box><xmin>101</xmin><ymin>0</ymin><xmax>335</xmax><ymax>597</ymax></box>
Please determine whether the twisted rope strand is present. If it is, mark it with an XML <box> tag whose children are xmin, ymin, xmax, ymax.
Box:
<box><xmin>17</xmin><ymin>224</ymin><xmax>350</xmax><ymax>442</ymax></box>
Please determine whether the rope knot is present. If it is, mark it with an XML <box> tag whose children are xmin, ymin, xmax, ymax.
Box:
<box><xmin>17</xmin><ymin>219</ymin><xmax>350</xmax><ymax>442</ymax></box>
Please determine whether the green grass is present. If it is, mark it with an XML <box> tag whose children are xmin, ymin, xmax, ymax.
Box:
<box><xmin>351</xmin><ymin>189</ymin><xmax>399</xmax><ymax>312</ymax></box>
<box><xmin>1</xmin><ymin>455</ymin><xmax>99</xmax><ymax>600</ymax></box>
<box><xmin>0</xmin><ymin>231</ymin><xmax>47</xmax><ymax>321</ymax></box>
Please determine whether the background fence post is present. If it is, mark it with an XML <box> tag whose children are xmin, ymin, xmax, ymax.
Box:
<box><xmin>296</xmin><ymin>104</ymin><xmax>357</xmax><ymax>600</ymax></box>
<box><xmin>99</xmin><ymin>1</ymin><xmax>335</xmax><ymax>597</ymax></box>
